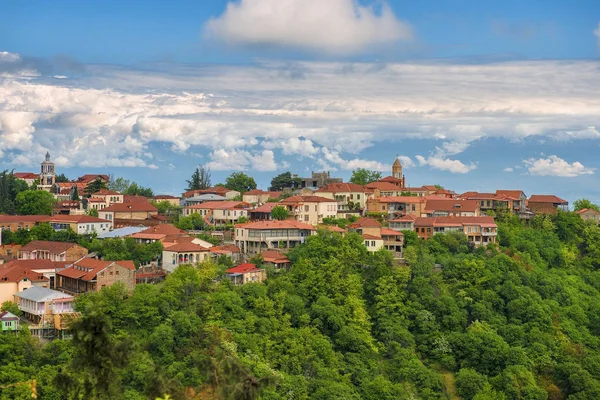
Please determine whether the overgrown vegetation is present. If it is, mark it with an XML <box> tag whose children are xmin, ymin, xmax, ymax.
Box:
<box><xmin>2</xmin><ymin>211</ymin><xmax>600</xmax><ymax>399</ymax></box>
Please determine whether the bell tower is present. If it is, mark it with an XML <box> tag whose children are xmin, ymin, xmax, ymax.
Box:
<box><xmin>392</xmin><ymin>156</ymin><xmax>406</xmax><ymax>188</ymax></box>
<box><xmin>39</xmin><ymin>151</ymin><xmax>56</xmax><ymax>191</ymax></box>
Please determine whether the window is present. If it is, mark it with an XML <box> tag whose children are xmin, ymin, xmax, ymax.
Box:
<box><xmin>382</xmin><ymin>206</ymin><xmax>385</xmax><ymax>211</ymax></box>
<box><xmin>412</xmin><ymin>204</ymin><xmax>416</xmax><ymax>211</ymax></box>
<box><xmin>357</xmin><ymin>194</ymin><xmax>361</xmax><ymax>200</ymax></box>
<box><xmin>304</xmin><ymin>215</ymin><xmax>309</xmax><ymax>222</ymax></box>
<box><xmin>371</xmin><ymin>241</ymin><xmax>375</xmax><ymax>246</ymax></box>
<box><xmin>304</xmin><ymin>205</ymin><xmax>309</xmax><ymax>212</ymax></box>
<box><xmin>314</xmin><ymin>205</ymin><xmax>317</xmax><ymax>211</ymax></box>
<box><xmin>115</xmin><ymin>270</ymin><xmax>119</xmax><ymax>276</ymax></box>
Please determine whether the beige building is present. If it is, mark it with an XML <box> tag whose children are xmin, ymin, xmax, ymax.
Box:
<box><xmin>162</xmin><ymin>239</ymin><xmax>211</xmax><ymax>273</ymax></box>
<box><xmin>422</xmin><ymin>199</ymin><xmax>480</xmax><ymax>217</ymax></box>
<box><xmin>0</xmin><ymin>260</ymin><xmax>51</xmax><ymax>304</ymax></box>
<box><xmin>235</xmin><ymin>220</ymin><xmax>315</xmax><ymax>254</ymax></box>
<box><xmin>19</xmin><ymin>241</ymin><xmax>88</xmax><ymax>262</ymax></box>
<box><xmin>279</xmin><ymin>195</ymin><xmax>338</xmax><ymax>225</ymax></box>
<box><xmin>577</xmin><ymin>208</ymin><xmax>600</xmax><ymax>225</ymax></box>
<box><xmin>151</xmin><ymin>195</ymin><xmax>181</xmax><ymax>207</ymax></box>
<box><xmin>56</xmin><ymin>258</ymin><xmax>136</xmax><ymax>294</ymax></box>
<box><xmin>414</xmin><ymin>216</ymin><xmax>497</xmax><ymax>246</ymax></box>
<box><xmin>226</xmin><ymin>263</ymin><xmax>267</xmax><ymax>285</ymax></box>
<box><xmin>316</xmin><ymin>183</ymin><xmax>374</xmax><ymax>215</ymax></box>
<box><xmin>101</xmin><ymin>202</ymin><xmax>158</xmax><ymax>222</ymax></box>
<box><xmin>367</xmin><ymin>196</ymin><xmax>425</xmax><ymax>217</ymax></box>
<box><xmin>242</xmin><ymin>189</ymin><xmax>281</xmax><ymax>204</ymax></box>
<box><xmin>183</xmin><ymin>201</ymin><xmax>251</xmax><ymax>226</ymax></box>
<box><xmin>45</xmin><ymin>215</ymin><xmax>112</xmax><ymax>234</ymax></box>
<box><xmin>0</xmin><ymin>215</ymin><xmax>47</xmax><ymax>232</ymax></box>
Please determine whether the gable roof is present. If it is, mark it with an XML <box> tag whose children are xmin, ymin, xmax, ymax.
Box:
<box><xmin>57</xmin><ymin>257</ymin><xmax>135</xmax><ymax>282</ymax></box>
<box><xmin>496</xmin><ymin>190</ymin><xmax>525</xmax><ymax>198</ymax></box>
<box><xmin>20</xmin><ymin>240</ymin><xmax>82</xmax><ymax>254</ymax></box>
<box><xmin>250</xmin><ymin>203</ymin><xmax>278</xmax><ymax>213</ymax></box>
<box><xmin>135</xmin><ymin>224</ymin><xmax>185</xmax><ymax>236</ymax></box>
<box><xmin>374</xmin><ymin>196</ymin><xmax>424</xmax><ymax>204</ymax></box>
<box><xmin>317</xmin><ymin>182</ymin><xmax>370</xmax><ymax>193</ymax></box>
<box><xmin>365</xmin><ymin>181</ymin><xmax>403</xmax><ymax>191</ymax></box>
<box><xmin>423</xmin><ymin>199</ymin><xmax>479</xmax><ymax>213</ymax></box>
<box><xmin>164</xmin><ymin>241</ymin><xmax>209</xmax><ymax>253</ymax></box>
<box><xmin>529</xmin><ymin>195</ymin><xmax>568</xmax><ymax>204</ymax></box>
<box><xmin>14</xmin><ymin>172</ymin><xmax>38</xmax><ymax>179</ymax></box>
<box><xmin>381</xmin><ymin>228</ymin><xmax>404</xmax><ymax>236</ymax></box>
<box><xmin>95</xmin><ymin>189</ymin><xmax>122</xmax><ymax>196</ymax></box>
<box><xmin>76</xmin><ymin>174</ymin><xmax>110</xmax><ymax>184</ymax></box>
<box><xmin>103</xmin><ymin>202</ymin><xmax>157</xmax><ymax>212</ymax></box>
<box><xmin>361</xmin><ymin>234</ymin><xmax>382</xmax><ymax>240</ymax></box>
<box><xmin>0</xmin><ymin>260</ymin><xmax>52</xmax><ymax>283</ymax></box>
<box><xmin>236</xmin><ymin>220</ymin><xmax>315</xmax><ymax>230</ymax></box>
<box><xmin>14</xmin><ymin>286</ymin><xmax>73</xmax><ymax>302</ymax></box>
<box><xmin>0</xmin><ymin>311</ymin><xmax>19</xmax><ymax>321</ymax></box>
<box><xmin>226</xmin><ymin>263</ymin><xmax>261</xmax><ymax>274</ymax></box>
<box><xmin>280</xmin><ymin>195</ymin><xmax>337</xmax><ymax>204</ymax></box>
<box><xmin>414</xmin><ymin>216</ymin><xmax>497</xmax><ymax>228</ymax></box>
<box><xmin>378</xmin><ymin>176</ymin><xmax>403</xmax><ymax>184</ymax></box>
<box><xmin>260</xmin><ymin>250</ymin><xmax>290</xmax><ymax>264</ymax></box>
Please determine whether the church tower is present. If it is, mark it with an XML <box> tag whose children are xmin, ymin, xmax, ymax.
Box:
<box><xmin>39</xmin><ymin>151</ymin><xmax>56</xmax><ymax>191</ymax></box>
<box><xmin>392</xmin><ymin>157</ymin><xmax>406</xmax><ymax>188</ymax></box>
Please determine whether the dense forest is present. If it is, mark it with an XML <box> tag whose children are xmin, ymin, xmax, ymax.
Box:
<box><xmin>2</xmin><ymin>211</ymin><xmax>600</xmax><ymax>399</ymax></box>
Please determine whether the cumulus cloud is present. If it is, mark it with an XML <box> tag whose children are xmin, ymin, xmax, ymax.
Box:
<box><xmin>503</xmin><ymin>167</ymin><xmax>514</xmax><ymax>172</ymax></box>
<box><xmin>523</xmin><ymin>155</ymin><xmax>595</xmax><ymax>177</ymax></box>
<box><xmin>318</xmin><ymin>147</ymin><xmax>409</xmax><ymax>172</ymax></box>
<box><xmin>205</xmin><ymin>0</ymin><xmax>412</xmax><ymax>55</ymax></box>
<box><xmin>415</xmin><ymin>141</ymin><xmax>477</xmax><ymax>174</ymax></box>
<box><xmin>207</xmin><ymin>149</ymin><xmax>278</xmax><ymax>172</ymax></box>
<box><xmin>262</xmin><ymin>137</ymin><xmax>319</xmax><ymax>157</ymax></box>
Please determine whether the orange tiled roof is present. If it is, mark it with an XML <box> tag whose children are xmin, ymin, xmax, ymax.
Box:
<box><xmin>260</xmin><ymin>250</ymin><xmax>290</xmax><ymax>263</ymax></box>
<box><xmin>280</xmin><ymin>195</ymin><xmax>337</xmax><ymax>204</ymax></box>
<box><xmin>186</xmin><ymin>201</ymin><xmax>249</xmax><ymax>210</ymax></box>
<box><xmin>0</xmin><ymin>215</ymin><xmax>48</xmax><ymax>224</ymax></box>
<box><xmin>529</xmin><ymin>195</ymin><xmax>568</xmax><ymax>204</ymax></box>
<box><xmin>0</xmin><ymin>260</ymin><xmax>53</xmax><ymax>283</ymax></box>
<box><xmin>44</xmin><ymin>215</ymin><xmax>110</xmax><ymax>223</ymax></box>
<box><xmin>250</xmin><ymin>203</ymin><xmax>278</xmax><ymax>213</ymax></box>
<box><xmin>57</xmin><ymin>258</ymin><xmax>134</xmax><ymax>282</ymax></box>
<box><xmin>103</xmin><ymin>202</ymin><xmax>157</xmax><ymax>212</ymax></box>
<box><xmin>227</xmin><ymin>263</ymin><xmax>261</xmax><ymax>274</ymax></box>
<box><xmin>381</xmin><ymin>228</ymin><xmax>403</xmax><ymax>236</ymax></box>
<box><xmin>414</xmin><ymin>216</ymin><xmax>497</xmax><ymax>228</ymax></box>
<box><xmin>361</xmin><ymin>234</ymin><xmax>382</xmax><ymax>240</ymax></box>
<box><xmin>365</xmin><ymin>181</ymin><xmax>402</xmax><ymax>191</ymax></box>
<box><xmin>20</xmin><ymin>240</ymin><xmax>81</xmax><ymax>253</ymax></box>
<box><xmin>236</xmin><ymin>220</ymin><xmax>315</xmax><ymax>230</ymax></box>
<box><xmin>95</xmin><ymin>189</ymin><xmax>122</xmax><ymax>196</ymax></box>
<box><xmin>496</xmin><ymin>190</ymin><xmax>525</xmax><ymax>199</ymax></box>
<box><xmin>423</xmin><ymin>199</ymin><xmax>479</xmax><ymax>213</ymax></box>
<box><xmin>375</xmin><ymin>196</ymin><xmax>424</xmax><ymax>204</ymax></box>
<box><xmin>317</xmin><ymin>182</ymin><xmax>370</xmax><ymax>193</ymax></box>
<box><xmin>14</xmin><ymin>172</ymin><xmax>38</xmax><ymax>179</ymax></box>
<box><xmin>164</xmin><ymin>241</ymin><xmax>209</xmax><ymax>253</ymax></box>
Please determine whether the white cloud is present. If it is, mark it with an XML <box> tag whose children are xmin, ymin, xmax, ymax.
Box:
<box><xmin>595</xmin><ymin>22</ymin><xmax>600</xmax><ymax>48</ymax></box>
<box><xmin>262</xmin><ymin>137</ymin><xmax>319</xmax><ymax>157</ymax></box>
<box><xmin>503</xmin><ymin>167</ymin><xmax>514</xmax><ymax>172</ymax></box>
<box><xmin>0</xmin><ymin>51</ymin><xmax>21</xmax><ymax>63</ymax></box>
<box><xmin>415</xmin><ymin>141</ymin><xmax>476</xmax><ymax>174</ymax></box>
<box><xmin>205</xmin><ymin>0</ymin><xmax>412</xmax><ymax>55</ymax></box>
<box><xmin>318</xmin><ymin>147</ymin><xmax>407</xmax><ymax>172</ymax></box>
<box><xmin>207</xmin><ymin>149</ymin><xmax>278</xmax><ymax>171</ymax></box>
<box><xmin>523</xmin><ymin>155</ymin><xmax>595</xmax><ymax>177</ymax></box>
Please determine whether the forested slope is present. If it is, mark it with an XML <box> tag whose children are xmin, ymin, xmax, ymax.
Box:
<box><xmin>1</xmin><ymin>212</ymin><xmax>600</xmax><ymax>399</ymax></box>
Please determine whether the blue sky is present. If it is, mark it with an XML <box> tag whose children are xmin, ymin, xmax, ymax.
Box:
<box><xmin>0</xmin><ymin>0</ymin><xmax>599</xmax><ymax>203</ymax></box>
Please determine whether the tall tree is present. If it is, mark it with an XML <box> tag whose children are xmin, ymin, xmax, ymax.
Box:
<box><xmin>55</xmin><ymin>173</ymin><xmax>70</xmax><ymax>183</ymax></box>
<box><xmin>124</xmin><ymin>182</ymin><xmax>154</xmax><ymax>197</ymax></box>
<box><xmin>84</xmin><ymin>178</ymin><xmax>108</xmax><ymax>197</ymax></box>
<box><xmin>573</xmin><ymin>198</ymin><xmax>600</xmax><ymax>212</ymax></box>
<box><xmin>269</xmin><ymin>171</ymin><xmax>301</xmax><ymax>191</ymax></box>
<box><xmin>72</xmin><ymin>185</ymin><xmax>80</xmax><ymax>201</ymax></box>
<box><xmin>349</xmin><ymin>169</ymin><xmax>382</xmax><ymax>186</ymax></box>
<box><xmin>186</xmin><ymin>165</ymin><xmax>212</xmax><ymax>191</ymax></box>
<box><xmin>224</xmin><ymin>172</ymin><xmax>256</xmax><ymax>193</ymax></box>
<box><xmin>15</xmin><ymin>190</ymin><xmax>56</xmax><ymax>215</ymax></box>
<box><xmin>271</xmin><ymin>205</ymin><xmax>290</xmax><ymax>220</ymax></box>
<box><xmin>108</xmin><ymin>176</ymin><xmax>131</xmax><ymax>193</ymax></box>
<box><xmin>0</xmin><ymin>170</ymin><xmax>29</xmax><ymax>214</ymax></box>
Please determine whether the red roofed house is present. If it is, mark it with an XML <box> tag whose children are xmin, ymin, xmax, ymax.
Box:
<box><xmin>249</xmin><ymin>202</ymin><xmax>278</xmax><ymax>221</ymax></box>
<box><xmin>100</xmin><ymin>201</ymin><xmax>158</xmax><ymax>222</ymax></box>
<box><xmin>226</xmin><ymin>263</ymin><xmax>266</xmax><ymax>285</ymax></box>
<box><xmin>259</xmin><ymin>250</ymin><xmax>291</xmax><ymax>271</ymax></box>
<box><xmin>56</xmin><ymin>257</ymin><xmax>136</xmax><ymax>294</ymax></box>
<box><xmin>389</xmin><ymin>214</ymin><xmax>417</xmax><ymax>231</ymax></box>
<box><xmin>242</xmin><ymin>189</ymin><xmax>282</xmax><ymax>204</ymax></box>
<box><xmin>53</xmin><ymin>200</ymin><xmax>84</xmax><ymax>216</ymax></box>
<box><xmin>528</xmin><ymin>195</ymin><xmax>569</xmax><ymax>215</ymax></box>
<box><xmin>162</xmin><ymin>237</ymin><xmax>211</xmax><ymax>273</ymax></box>
<box><xmin>44</xmin><ymin>215</ymin><xmax>112</xmax><ymax>235</ymax></box>
<box><xmin>414</xmin><ymin>216</ymin><xmax>497</xmax><ymax>246</ymax></box>
<box><xmin>365</xmin><ymin>181</ymin><xmax>405</xmax><ymax>197</ymax></box>
<box><xmin>129</xmin><ymin>224</ymin><xmax>186</xmax><ymax>244</ymax></box>
<box><xmin>86</xmin><ymin>189</ymin><xmax>124</xmax><ymax>210</ymax></box>
<box><xmin>13</xmin><ymin>172</ymin><xmax>38</xmax><ymax>186</ymax></box>
<box><xmin>316</xmin><ymin>182</ymin><xmax>374</xmax><ymax>216</ymax></box>
<box><xmin>183</xmin><ymin>201</ymin><xmax>251</xmax><ymax>226</ymax></box>
<box><xmin>279</xmin><ymin>195</ymin><xmax>338</xmax><ymax>225</ymax></box>
<box><xmin>422</xmin><ymin>198</ymin><xmax>480</xmax><ymax>217</ymax></box>
<box><xmin>183</xmin><ymin>187</ymin><xmax>240</xmax><ymax>200</ymax></box>
<box><xmin>577</xmin><ymin>208</ymin><xmax>600</xmax><ymax>226</ymax></box>
<box><xmin>76</xmin><ymin>174</ymin><xmax>110</xmax><ymax>185</ymax></box>
<box><xmin>348</xmin><ymin>218</ymin><xmax>403</xmax><ymax>254</ymax></box>
<box><xmin>235</xmin><ymin>220</ymin><xmax>315</xmax><ymax>254</ymax></box>
<box><xmin>19</xmin><ymin>240</ymin><xmax>88</xmax><ymax>262</ymax></box>
<box><xmin>0</xmin><ymin>260</ymin><xmax>51</xmax><ymax>303</ymax></box>
<box><xmin>366</xmin><ymin>196</ymin><xmax>424</xmax><ymax>218</ymax></box>
<box><xmin>0</xmin><ymin>215</ymin><xmax>48</xmax><ymax>232</ymax></box>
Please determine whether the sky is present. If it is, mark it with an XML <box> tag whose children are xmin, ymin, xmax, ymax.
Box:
<box><xmin>1</xmin><ymin>0</ymin><xmax>599</xmax><ymax>203</ymax></box>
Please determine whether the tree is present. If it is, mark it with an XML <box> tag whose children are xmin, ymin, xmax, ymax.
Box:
<box><xmin>108</xmin><ymin>176</ymin><xmax>131</xmax><ymax>193</ymax></box>
<box><xmin>55</xmin><ymin>173</ymin><xmax>70</xmax><ymax>183</ymax></box>
<box><xmin>124</xmin><ymin>182</ymin><xmax>154</xmax><ymax>197</ymax></box>
<box><xmin>30</xmin><ymin>222</ymin><xmax>55</xmax><ymax>241</ymax></box>
<box><xmin>72</xmin><ymin>185</ymin><xmax>80</xmax><ymax>201</ymax></box>
<box><xmin>269</xmin><ymin>172</ymin><xmax>301</xmax><ymax>191</ymax></box>
<box><xmin>271</xmin><ymin>205</ymin><xmax>289</xmax><ymax>220</ymax></box>
<box><xmin>224</xmin><ymin>172</ymin><xmax>256</xmax><ymax>193</ymax></box>
<box><xmin>349</xmin><ymin>169</ymin><xmax>382</xmax><ymax>186</ymax></box>
<box><xmin>186</xmin><ymin>165</ymin><xmax>211</xmax><ymax>191</ymax></box>
<box><xmin>1</xmin><ymin>301</ymin><xmax>22</xmax><ymax>317</ymax></box>
<box><xmin>574</xmin><ymin>198</ymin><xmax>600</xmax><ymax>212</ymax></box>
<box><xmin>84</xmin><ymin>178</ymin><xmax>108</xmax><ymax>197</ymax></box>
<box><xmin>15</xmin><ymin>190</ymin><xmax>55</xmax><ymax>215</ymax></box>
<box><xmin>0</xmin><ymin>170</ymin><xmax>29</xmax><ymax>214</ymax></box>
<box><xmin>86</xmin><ymin>208</ymin><xmax>99</xmax><ymax>217</ymax></box>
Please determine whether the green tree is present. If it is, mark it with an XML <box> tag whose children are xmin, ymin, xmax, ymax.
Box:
<box><xmin>124</xmin><ymin>182</ymin><xmax>154</xmax><ymax>197</ymax></box>
<box><xmin>1</xmin><ymin>301</ymin><xmax>22</xmax><ymax>317</ymax></box>
<box><xmin>224</xmin><ymin>172</ymin><xmax>257</xmax><ymax>193</ymax></box>
<box><xmin>349</xmin><ymin>168</ymin><xmax>382</xmax><ymax>186</ymax></box>
<box><xmin>0</xmin><ymin>170</ymin><xmax>29</xmax><ymax>214</ymax></box>
<box><xmin>108</xmin><ymin>176</ymin><xmax>131</xmax><ymax>193</ymax></box>
<box><xmin>29</xmin><ymin>222</ymin><xmax>54</xmax><ymax>241</ymax></box>
<box><xmin>186</xmin><ymin>165</ymin><xmax>211</xmax><ymax>191</ymax></box>
<box><xmin>573</xmin><ymin>198</ymin><xmax>600</xmax><ymax>212</ymax></box>
<box><xmin>84</xmin><ymin>178</ymin><xmax>108</xmax><ymax>197</ymax></box>
<box><xmin>15</xmin><ymin>190</ymin><xmax>55</xmax><ymax>215</ymax></box>
<box><xmin>86</xmin><ymin>208</ymin><xmax>99</xmax><ymax>217</ymax></box>
<box><xmin>55</xmin><ymin>173</ymin><xmax>70</xmax><ymax>183</ymax></box>
<box><xmin>271</xmin><ymin>205</ymin><xmax>289</xmax><ymax>220</ymax></box>
<box><xmin>269</xmin><ymin>171</ymin><xmax>301</xmax><ymax>191</ymax></box>
<box><xmin>72</xmin><ymin>185</ymin><xmax>80</xmax><ymax>201</ymax></box>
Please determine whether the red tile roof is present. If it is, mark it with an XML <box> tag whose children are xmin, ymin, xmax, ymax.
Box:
<box><xmin>349</xmin><ymin>217</ymin><xmax>382</xmax><ymax>229</ymax></box>
<box><xmin>381</xmin><ymin>228</ymin><xmax>403</xmax><ymax>236</ymax></box>
<box><xmin>361</xmin><ymin>234</ymin><xmax>382</xmax><ymax>240</ymax></box>
<box><xmin>209</xmin><ymin>244</ymin><xmax>241</xmax><ymax>254</ymax></box>
<box><xmin>186</xmin><ymin>201</ymin><xmax>249</xmax><ymax>210</ymax></box>
<box><xmin>365</xmin><ymin>181</ymin><xmax>403</xmax><ymax>191</ymax></box>
<box><xmin>529</xmin><ymin>195</ymin><xmax>568</xmax><ymax>204</ymax></box>
<box><xmin>87</xmin><ymin>197</ymin><xmax>105</xmax><ymax>203</ymax></box>
<box><xmin>414</xmin><ymin>216</ymin><xmax>497</xmax><ymax>228</ymax></box>
<box><xmin>378</xmin><ymin>176</ymin><xmax>403</xmax><ymax>184</ymax></box>
<box><xmin>0</xmin><ymin>215</ymin><xmax>48</xmax><ymax>224</ymax></box>
<box><xmin>103</xmin><ymin>202</ymin><xmax>157</xmax><ymax>212</ymax></box>
<box><xmin>496</xmin><ymin>190</ymin><xmax>525</xmax><ymax>199</ymax></box>
<box><xmin>423</xmin><ymin>199</ymin><xmax>479</xmax><ymax>213</ymax></box>
<box><xmin>280</xmin><ymin>195</ymin><xmax>337</xmax><ymax>204</ymax></box>
<box><xmin>136</xmin><ymin>224</ymin><xmax>185</xmax><ymax>236</ymax></box>
<box><xmin>76</xmin><ymin>174</ymin><xmax>110</xmax><ymax>184</ymax></box>
<box><xmin>95</xmin><ymin>189</ymin><xmax>122</xmax><ymax>196</ymax></box>
<box><xmin>0</xmin><ymin>260</ymin><xmax>53</xmax><ymax>283</ymax></box>
<box><xmin>250</xmin><ymin>203</ymin><xmax>278</xmax><ymax>213</ymax></box>
<box><xmin>260</xmin><ymin>250</ymin><xmax>290</xmax><ymax>264</ymax></box>
<box><xmin>226</xmin><ymin>263</ymin><xmax>261</xmax><ymax>274</ymax></box>
<box><xmin>14</xmin><ymin>172</ymin><xmax>38</xmax><ymax>179</ymax></box>
<box><xmin>57</xmin><ymin>258</ymin><xmax>135</xmax><ymax>282</ymax></box>
<box><xmin>164</xmin><ymin>241</ymin><xmax>209</xmax><ymax>252</ymax></box>
<box><xmin>20</xmin><ymin>240</ymin><xmax>82</xmax><ymax>253</ymax></box>
<box><xmin>317</xmin><ymin>182</ymin><xmax>370</xmax><ymax>193</ymax></box>
<box><xmin>236</xmin><ymin>220</ymin><xmax>315</xmax><ymax>230</ymax></box>
<box><xmin>375</xmin><ymin>196</ymin><xmax>424</xmax><ymax>204</ymax></box>
<box><xmin>44</xmin><ymin>215</ymin><xmax>110</xmax><ymax>223</ymax></box>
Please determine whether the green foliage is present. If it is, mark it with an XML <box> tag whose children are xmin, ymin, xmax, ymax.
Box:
<box><xmin>0</xmin><ymin>170</ymin><xmax>29</xmax><ymax>214</ymax></box>
<box><xmin>124</xmin><ymin>182</ymin><xmax>154</xmax><ymax>197</ymax></box>
<box><xmin>15</xmin><ymin>190</ymin><xmax>55</xmax><ymax>215</ymax></box>
<box><xmin>574</xmin><ymin>198</ymin><xmax>600</xmax><ymax>212</ymax></box>
<box><xmin>84</xmin><ymin>178</ymin><xmax>108</xmax><ymax>197</ymax></box>
<box><xmin>224</xmin><ymin>172</ymin><xmax>257</xmax><ymax>193</ymax></box>
<box><xmin>349</xmin><ymin>168</ymin><xmax>382</xmax><ymax>186</ymax></box>
<box><xmin>270</xmin><ymin>205</ymin><xmax>289</xmax><ymax>220</ymax></box>
<box><xmin>269</xmin><ymin>171</ymin><xmax>301</xmax><ymax>191</ymax></box>
<box><xmin>86</xmin><ymin>207</ymin><xmax>99</xmax><ymax>217</ymax></box>
<box><xmin>175</xmin><ymin>213</ymin><xmax>206</xmax><ymax>230</ymax></box>
<box><xmin>55</xmin><ymin>173</ymin><xmax>70</xmax><ymax>183</ymax></box>
<box><xmin>196</xmin><ymin>232</ymin><xmax>221</xmax><ymax>246</ymax></box>
<box><xmin>1</xmin><ymin>301</ymin><xmax>22</xmax><ymax>317</ymax></box>
<box><xmin>186</xmin><ymin>165</ymin><xmax>211</xmax><ymax>191</ymax></box>
<box><xmin>72</xmin><ymin>185</ymin><xmax>80</xmax><ymax>201</ymax></box>
<box><xmin>86</xmin><ymin>237</ymin><xmax>163</xmax><ymax>267</ymax></box>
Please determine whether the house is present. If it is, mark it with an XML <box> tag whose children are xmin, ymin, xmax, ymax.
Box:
<box><xmin>235</xmin><ymin>220</ymin><xmax>315</xmax><ymax>254</ymax></box>
<box><xmin>151</xmin><ymin>195</ymin><xmax>181</xmax><ymax>207</ymax></box>
<box><xmin>496</xmin><ymin>190</ymin><xmax>527</xmax><ymax>212</ymax></box>
<box><xmin>422</xmin><ymin>185</ymin><xmax>441</xmax><ymax>195</ymax></box>
<box><xmin>162</xmin><ymin>238</ymin><xmax>210</xmax><ymax>273</ymax></box>
<box><xmin>259</xmin><ymin>250</ymin><xmax>291</xmax><ymax>271</ymax></box>
<box><xmin>242</xmin><ymin>189</ymin><xmax>282</xmax><ymax>204</ymax></box>
<box><xmin>248</xmin><ymin>202</ymin><xmax>278</xmax><ymax>221</ymax></box>
<box><xmin>53</xmin><ymin>182</ymin><xmax>87</xmax><ymax>200</ymax></box>
<box><xmin>347</xmin><ymin>217</ymin><xmax>403</xmax><ymax>254</ymax></box>
<box><xmin>0</xmin><ymin>311</ymin><xmax>20</xmax><ymax>332</ymax></box>
<box><xmin>365</xmin><ymin>181</ymin><xmax>405</xmax><ymax>197</ymax></box>
<box><xmin>422</xmin><ymin>198</ymin><xmax>480</xmax><ymax>217</ymax></box>
<box><xmin>401</xmin><ymin>187</ymin><xmax>428</xmax><ymax>197</ymax></box>
<box><xmin>75</xmin><ymin>174</ymin><xmax>110</xmax><ymax>186</ymax></box>
<box><xmin>129</xmin><ymin>224</ymin><xmax>186</xmax><ymax>244</ymax></box>
<box><xmin>381</xmin><ymin>229</ymin><xmax>404</xmax><ymax>254</ymax></box>
<box><xmin>414</xmin><ymin>216</ymin><xmax>497</xmax><ymax>246</ymax></box>
<box><xmin>0</xmin><ymin>215</ymin><xmax>47</xmax><ymax>232</ymax></box>
<box><xmin>13</xmin><ymin>172</ymin><xmax>38</xmax><ymax>187</ymax></box>
<box><xmin>362</xmin><ymin>234</ymin><xmax>385</xmax><ymax>252</ymax></box>
<box><xmin>316</xmin><ymin>183</ymin><xmax>373</xmax><ymax>215</ymax></box>
<box><xmin>209</xmin><ymin>244</ymin><xmax>242</xmax><ymax>263</ymax></box>
<box><xmin>577</xmin><ymin>208</ymin><xmax>600</xmax><ymax>226</ymax></box>
<box><xmin>460</xmin><ymin>190</ymin><xmax>526</xmax><ymax>214</ymax></box>
<box><xmin>18</xmin><ymin>241</ymin><xmax>88</xmax><ymax>262</ymax></box>
<box><xmin>86</xmin><ymin>189</ymin><xmax>124</xmax><ymax>210</ymax></box>
<box><xmin>100</xmin><ymin>202</ymin><xmax>158</xmax><ymax>222</ymax></box>
<box><xmin>292</xmin><ymin>171</ymin><xmax>342</xmax><ymax>189</ymax></box>
<box><xmin>366</xmin><ymin>196</ymin><xmax>424</xmax><ymax>217</ymax></box>
<box><xmin>183</xmin><ymin>187</ymin><xmax>240</xmax><ymax>200</ymax></box>
<box><xmin>55</xmin><ymin>258</ymin><xmax>136</xmax><ymax>295</ymax></box>
<box><xmin>182</xmin><ymin>201</ymin><xmax>251</xmax><ymax>226</ymax></box>
<box><xmin>44</xmin><ymin>215</ymin><xmax>112</xmax><ymax>234</ymax></box>
<box><xmin>181</xmin><ymin>194</ymin><xmax>228</xmax><ymax>207</ymax></box>
<box><xmin>13</xmin><ymin>286</ymin><xmax>75</xmax><ymax>337</ymax></box>
<box><xmin>389</xmin><ymin>214</ymin><xmax>417</xmax><ymax>231</ymax></box>
<box><xmin>53</xmin><ymin>200</ymin><xmax>84</xmax><ymax>216</ymax></box>
<box><xmin>0</xmin><ymin>260</ymin><xmax>52</xmax><ymax>303</ymax></box>
<box><xmin>97</xmin><ymin>226</ymin><xmax>147</xmax><ymax>239</ymax></box>
<box><xmin>528</xmin><ymin>195</ymin><xmax>569</xmax><ymax>215</ymax></box>
<box><xmin>431</xmin><ymin>189</ymin><xmax>455</xmax><ymax>198</ymax></box>
<box><xmin>226</xmin><ymin>263</ymin><xmax>267</xmax><ymax>285</ymax></box>
<box><xmin>279</xmin><ymin>195</ymin><xmax>338</xmax><ymax>225</ymax></box>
